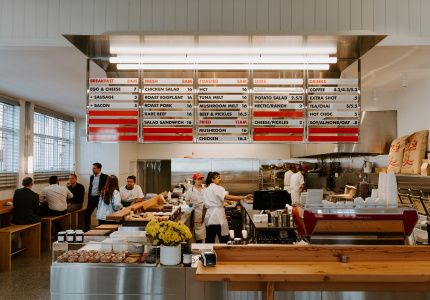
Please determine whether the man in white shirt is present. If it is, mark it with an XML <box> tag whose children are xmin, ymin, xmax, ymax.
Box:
<box><xmin>283</xmin><ymin>164</ymin><xmax>297</xmax><ymax>193</ymax></box>
<box><xmin>40</xmin><ymin>175</ymin><xmax>73</xmax><ymax>216</ymax></box>
<box><xmin>119</xmin><ymin>175</ymin><xmax>144</xmax><ymax>207</ymax></box>
<box><xmin>290</xmin><ymin>165</ymin><xmax>308</xmax><ymax>204</ymax></box>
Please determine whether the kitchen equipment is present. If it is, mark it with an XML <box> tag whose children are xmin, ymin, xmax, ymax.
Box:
<box><xmin>200</xmin><ymin>250</ymin><xmax>217</xmax><ymax>267</ymax></box>
<box><xmin>363</xmin><ymin>161</ymin><xmax>373</xmax><ymax>173</ymax></box>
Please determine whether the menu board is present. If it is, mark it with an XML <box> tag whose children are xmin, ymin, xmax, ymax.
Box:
<box><xmin>197</xmin><ymin>78</ymin><xmax>249</xmax><ymax>143</ymax></box>
<box><xmin>252</xmin><ymin>78</ymin><xmax>305</xmax><ymax>142</ymax></box>
<box><xmin>87</xmin><ymin>78</ymin><xmax>139</xmax><ymax>142</ymax></box>
<box><xmin>141</xmin><ymin>78</ymin><xmax>194</xmax><ymax>142</ymax></box>
<box><xmin>307</xmin><ymin>78</ymin><xmax>360</xmax><ymax>142</ymax></box>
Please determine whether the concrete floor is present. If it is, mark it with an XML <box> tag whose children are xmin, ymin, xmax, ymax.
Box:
<box><xmin>0</xmin><ymin>252</ymin><xmax>51</xmax><ymax>299</ymax></box>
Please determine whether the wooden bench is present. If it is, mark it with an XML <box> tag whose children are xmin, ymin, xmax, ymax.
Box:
<box><xmin>41</xmin><ymin>214</ymin><xmax>71</xmax><ymax>252</ymax></box>
<box><xmin>0</xmin><ymin>223</ymin><xmax>41</xmax><ymax>272</ymax></box>
<box><xmin>0</xmin><ymin>199</ymin><xmax>13</xmax><ymax>228</ymax></box>
<box><xmin>70</xmin><ymin>208</ymin><xmax>86</xmax><ymax>230</ymax></box>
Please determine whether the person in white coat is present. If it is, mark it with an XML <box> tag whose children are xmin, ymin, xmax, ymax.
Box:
<box><xmin>290</xmin><ymin>165</ymin><xmax>308</xmax><ymax>204</ymax></box>
<box><xmin>283</xmin><ymin>164</ymin><xmax>297</xmax><ymax>193</ymax></box>
<box><xmin>202</xmin><ymin>172</ymin><xmax>253</xmax><ymax>243</ymax></box>
<box><xmin>184</xmin><ymin>172</ymin><xmax>206</xmax><ymax>243</ymax></box>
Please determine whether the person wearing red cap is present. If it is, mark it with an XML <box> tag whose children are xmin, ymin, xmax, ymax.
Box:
<box><xmin>283</xmin><ymin>164</ymin><xmax>297</xmax><ymax>193</ymax></box>
<box><xmin>290</xmin><ymin>164</ymin><xmax>308</xmax><ymax>204</ymax></box>
<box><xmin>184</xmin><ymin>172</ymin><xmax>206</xmax><ymax>242</ymax></box>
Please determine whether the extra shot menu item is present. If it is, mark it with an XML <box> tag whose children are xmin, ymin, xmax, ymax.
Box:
<box><xmin>87</xmin><ymin>78</ymin><xmax>139</xmax><ymax>142</ymax></box>
<box><xmin>307</xmin><ymin>78</ymin><xmax>360</xmax><ymax>142</ymax></box>
<box><xmin>252</xmin><ymin>78</ymin><xmax>305</xmax><ymax>142</ymax></box>
<box><xmin>141</xmin><ymin>78</ymin><xmax>194</xmax><ymax>142</ymax></box>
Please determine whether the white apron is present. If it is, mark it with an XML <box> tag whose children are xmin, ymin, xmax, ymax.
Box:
<box><xmin>205</xmin><ymin>205</ymin><xmax>229</xmax><ymax>236</ymax></box>
<box><xmin>185</xmin><ymin>186</ymin><xmax>206</xmax><ymax>240</ymax></box>
<box><xmin>203</xmin><ymin>183</ymin><xmax>229</xmax><ymax>237</ymax></box>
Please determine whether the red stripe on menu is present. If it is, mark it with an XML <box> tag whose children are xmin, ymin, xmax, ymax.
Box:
<box><xmin>143</xmin><ymin>127</ymin><xmax>193</xmax><ymax>134</ymax></box>
<box><xmin>308</xmin><ymin>127</ymin><xmax>359</xmax><ymax>134</ymax></box>
<box><xmin>88</xmin><ymin>127</ymin><xmax>138</xmax><ymax>133</ymax></box>
<box><xmin>253</xmin><ymin>127</ymin><xmax>304</xmax><ymax>134</ymax></box>
<box><xmin>143</xmin><ymin>135</ymin><xmax>193</xmax><ymax>142</ymax></box>
<box><xmin>308</xmin><ymin>136</ymin><xmax>359</xmax><ymax>142</ymax></box>
<box><xmin>253</xmin><ymin>135</ymin><xmax>303</xmax><ymax>142</ymax></box>
<box><xmin>253</xmin><ymin>111</ymin><xmax>304</xmax><ymax>118</ymax></box>
<box><xmin>88</xmin><ymin>119</ymin><xmax>138</xmax><ymax>125</ymax></box>
<box><xmin>88</xmin><ymin>135</ymin><xmax>138</xmax><ymax>142</ymax></box>
<box><xmin>88</xmin><ymin>110</ymin><xmax>139</xmax><ymax>116</ymax></box>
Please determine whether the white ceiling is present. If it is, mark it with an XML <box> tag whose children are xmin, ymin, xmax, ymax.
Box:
<box><xmin>0</xmin><ymin>44</ymin><xmax>430</xmax><ymax>118</ymax></box>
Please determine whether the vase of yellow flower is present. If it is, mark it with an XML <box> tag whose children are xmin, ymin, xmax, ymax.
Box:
<box><xmin>146</xmin><ymin>219</ymin><xmax>192</xmax><ymax>266</ymax></box>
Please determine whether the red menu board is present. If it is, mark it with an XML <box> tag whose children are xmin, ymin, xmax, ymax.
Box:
<box><xmin>252</xmin><ymin>79</ymin><xmax>305</xmax><ymax>142</ymax></box>
<box><xmin>87</xmin><ymin>78</ymin><xmax>139</xmax><ymax>142</ymax></box>
<box><xmin>141</xmin><ymin>78</ymin><xmax>194</xmax><ymax>142</ymax></box>
<box><xmin>307</xmin><ymin>78</ymin><xmax>359</xmax><ymax>142</ymax></box>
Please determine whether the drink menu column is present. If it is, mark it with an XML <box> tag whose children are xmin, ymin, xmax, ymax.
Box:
<box><xmin>197</xmin><ymin>78</ymin><xmax>249</xmax><ymax>143</ymax></box>
<box><xmin>141</xmin><ymin>78</ymin><xmax>194</xmax><ymax>142</ymax></box>
<box><xmin>252</xmin><ymin>79</ymin><xmax>305</xmax><ymax>142</ymax></box>
<box><xmin>307</xmin><ymin>78</ymin><xmax>360</xmax><ymax>142</ymax></box>
<box><xmin>87</xmin><ymin>78</ymin><xmax>139</xmax><ymax>142</ymax></box>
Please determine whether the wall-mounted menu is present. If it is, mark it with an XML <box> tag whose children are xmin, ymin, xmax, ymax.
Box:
<box><xmin>141</xmin><ymin>78</ymin><xmax>194</xmax><ymax>142</ymax></box>
<box><xmin>87</xmin><ymin>78</ymin><xmax>139</xmax><ymax>142</ymax></box>
<box><xmin>197</xmin><ymin>78</ymin><xmax>249</xmax><ymax>143</ymax></box>
<box><xmin>252</xmin><ymin>78</ymin><xmax>305</xmax><ymax>142</ymax></box>
<box><xmin>307</xmin><ymin>78</ymin><xmax>359</xmax><ymax>142</ymax></box>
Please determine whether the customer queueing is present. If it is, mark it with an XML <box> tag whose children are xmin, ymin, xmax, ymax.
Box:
<box><xmin>39</xmin><ymin>175</ymin><xmax>73</xmax><ymax>216</ymax></box>
<box><xmin>283</xmin><ymin>164</ymin><xmax>297</xmax><ymax>193</ymax></box>
<box><xmin>203</xmin><ymin>172</ymin><xmax>253</xmax><ymax>243</ymax></box>
<box><xmin>66</xmin><ymin>173</ymin><xmax>85</xmax><ymax>212</ymax></box>
<box><xmin>184</xmin><ymin>172</ymin><xmax>206</xmax><ymax>243</ymax></box>
<box><xmin>290</xmin><ymin>164</ymin><xmax>308</xmax><ymax>204</ymax></box>
<box><xmin>96</xmin><ymin>175</ymin><xmax>123</xmax><ymax>225</ymax></box>
<box><xmin>85</xmin><ymin>162</ymin><xmax>108</xmax><ymax>231</ymax></box>
<box><xmin>119</xmin><ymin>175</ymin><xmax>144</xmax><ymax>207</ymax></box>
<box><xmin>12</xmin><ymin>177</ymin><xmax>41</xmax><ymax>225</ymax></box>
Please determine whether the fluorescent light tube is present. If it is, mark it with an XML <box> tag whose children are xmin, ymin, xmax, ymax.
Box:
<box><xmin>116</xmin><ymin>63</ymin><xmax>330</xmax><ymax>70</ymax></box>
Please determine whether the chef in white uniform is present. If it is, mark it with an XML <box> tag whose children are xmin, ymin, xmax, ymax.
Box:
<box><xmin>184</xmin><ymin>172</ymin><xmax>206</xmax><ymax>243</ymax></box>
<box><xmin>203</xmin><ymin>172</ymin><xmax>253</xmax><ymax>243</ymax></box>
<box><xmin>290</xmin><ymin>164</ymin><xmax>308</xmax><ymax>204</ymax></box>
<box><xmin>283</xmin><ymin>164</ymin><xmax>297</xmax><ymax>193</ymax></box>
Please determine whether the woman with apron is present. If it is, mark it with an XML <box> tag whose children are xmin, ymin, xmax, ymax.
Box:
<box><xmin>184</xmin><ymin>172</ymin><xmax>206</xmax><ymax>243</ymax></box>
<box><xmin>202</xmin><ymin>172</ymin><xmax>253</xmax><ymax>243</ymax></box>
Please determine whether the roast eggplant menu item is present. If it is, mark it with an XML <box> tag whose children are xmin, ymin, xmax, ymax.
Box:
<box><xmin>87</xmin><ymin>78</ymin><xmax>139</xmax><ymax>142</ymax></box>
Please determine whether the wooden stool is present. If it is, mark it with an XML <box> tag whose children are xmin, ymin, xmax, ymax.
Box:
<box><xmin>70</xmin><ymin>208</ymin><xmax>86</xmax><ymax>230</ymax></box>
<box><xmin>0</xmin><ymin>223</ymin><xmax>41</xmax><ymax>272</ymax></box>
<box><xmin>41</xmin><ymin>214</ymin><xmax>71</xmax><ymax>252</ymax></box>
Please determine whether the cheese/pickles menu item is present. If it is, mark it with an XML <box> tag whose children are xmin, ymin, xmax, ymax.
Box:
<box><xmin>307</xmin><ymin>78</ymin><xmax>360</xmax><ymax>142</ymax></box>
<box><xmin>87</xmin><ymin>78</ymin><xmax>139</xmax><ymax>142</ymax></box>
<box><xmin>141</xmin><ymin>78</ymin><xmax>194</xmax><ymax>142</ymax></box>
<box><xmin>197</xmin><ymin>78</ymin><xmax>249</xmax><ymax>143</ymax></box>
<box><xmin>252</xmin><ymin>78</ymin><xmax>305</xmax><ymax>142</ymax></box>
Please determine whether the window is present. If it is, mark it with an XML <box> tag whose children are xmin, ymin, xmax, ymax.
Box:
<box><xmin>33</xmin><ymin>111</ymin><xmax>74</xmax><ymax>180</ymax></box>
<box><xmin>0</xmin><ymin>99</ymin><xmax>20</xmax><ymax>189</ymax></box>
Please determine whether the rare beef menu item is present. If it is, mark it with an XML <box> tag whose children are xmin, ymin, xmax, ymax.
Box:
<box><xmin>141</xmin><ymin>78</ymin><xmax>194</xmax><ymax>142</ymax></box>
<box><xmin>197</xmin><ymin>78</ymin><xmax>249</xmax><ymax>143</ymax></box>
<box><xmin>252</xmin><ymin>78</ymin><xmax>304</xmax><ymax>142</ymax></box>
<box><xmin>87</xmin><ymin>78</ymin><xmax>139</xmax><ymax>142</ymax></box>
<box><xmin>307</xmin><ymin>78</ymin><xmax>360</xmax><ymax>142</ymax></box>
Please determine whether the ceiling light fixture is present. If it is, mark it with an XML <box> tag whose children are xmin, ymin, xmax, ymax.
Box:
<box><xmin>116</xmin><ymin>63</ymin><xmax>330</xmax><ymax>70</ymax></box>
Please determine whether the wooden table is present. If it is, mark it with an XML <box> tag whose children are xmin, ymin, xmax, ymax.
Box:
<box><xmin>195</xmin><ymin>245</ymin><xmax>430</xmax><ymax>300</ymax></box>
<box><xmin>0</xmin><ymin>200</ymin><xmax>13</xmax><ymax>228</ymax></box>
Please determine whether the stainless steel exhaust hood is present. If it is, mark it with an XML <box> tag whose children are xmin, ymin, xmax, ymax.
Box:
<box><xmin>290</xmin><ymin>110</ymin><xmax>397</xmax><ymax>158</ymax></box>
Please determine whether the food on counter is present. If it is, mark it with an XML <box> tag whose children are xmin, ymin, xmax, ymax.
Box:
<box><xmin>387</xmin><ymin>135</ymin><xmax>408</xmax><ymax>173</ymax></box>
<box><xmin>56</xmin><ymin>250</ymin><xmax>146</xmax><ymax>264</ymax></box>
<box><xmin>401</xmin><ymin>130</ymin><xmax>429</xmax><ymax>174</ymax></box>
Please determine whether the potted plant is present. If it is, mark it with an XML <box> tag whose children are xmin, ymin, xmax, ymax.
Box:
<box><xmin>145</xmin><ymin>219</ymin><xmax>192</xmax><ymax>265</ymax></box>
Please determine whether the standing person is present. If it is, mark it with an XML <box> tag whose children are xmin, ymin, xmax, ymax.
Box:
<box><xmin>202</xmin><ymin>172</ymin><xmax>252</xmax><ymax>244</ymax></box>
<box><xmin>39</xmin><ymin>175</ymin><xmax>73</xmax><ymax>216</ymax></box>
<box><xmin>283</xmin><ymin>164</ymin><xmax>297</xmax><ymax>193</ymax></box>
<box><xmin>290</xmin><ymin>164</ymin><xmax>308</xmax><ymax>204</ymax></box>
<box><xmin>85</xmin><ymin>162</ymin><xmax>108</xmax><ymax>231</ymax></box>
<box><xmin>96</xmin><ymin>175</ymin><xmax>122</xmax><ymax>225</ymax></box>
<box><xmin>66</xmin><ymin>174</ymin><xmax>85</xmax><ymax>212</ymax></box>
<box><xmin>119</xmin><ymin>175</ymin><xmax>144</xmax><ymax>207</ymax></box>
<box><xmin>184</xmin><ymin>172</ymin><xmax>206</xmax><ymax>243</ymax></box>
<box><xmin>12</xmin><ymin>177</ymin><xmax>40</xmax><ymax>225</ymax></box>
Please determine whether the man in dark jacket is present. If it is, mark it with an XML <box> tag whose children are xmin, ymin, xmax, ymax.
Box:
<box><xmin>67</xmin><ymin>173</ymin><xmax>85</xmax><ymax>212</ymax></box>
<box><xmin>84</xmin><ymin>162</ymin><xmax>108</xmax><ymax>231</ymax></box>
<box><xmin>12</xmin><ymin>177</ymin><xmax>41</xmax><ymax>225</ymax></box>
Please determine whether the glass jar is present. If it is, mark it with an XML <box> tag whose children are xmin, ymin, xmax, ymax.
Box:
<box><xmin>75</xmin><ymin>230</ymin><xmax>84</xmax><ymax>243</ymax></box>
<box><xmin>57</xmin><ymin>231</ymin><xmax>66</xmax><ymax>242</ymax></box>
<box><xmin>66</xmin><ymin>230</ymin><xmax>75</xmax><ymax>243</ymax></box>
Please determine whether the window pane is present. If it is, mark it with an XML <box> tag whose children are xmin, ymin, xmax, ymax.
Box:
<box><xmin>0</xmin><ymin>101</ymin><xmax>19</xmax><ymax>173</ymax></box>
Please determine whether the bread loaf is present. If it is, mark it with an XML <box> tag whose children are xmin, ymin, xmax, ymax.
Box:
<box><xmin>401</xmin><ymin>130</ymin><xmax>429</xmax><ymax>174</ymax></box>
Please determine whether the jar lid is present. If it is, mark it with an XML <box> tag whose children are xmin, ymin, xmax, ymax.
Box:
<box><xmin>66</xmin><ymin>230</ymin><xmax>75</xmax><ymax>234</ymax></box>
<box><xmin>234</xmin><ymin>238</ymin><xmax>241</xmax><ymax>241</ymax></box>
<box><xmin>58</xmin><ymin>231</ymin><xmax>66</xmax><ymax>235</ymax></box>
<box><xmin>75</xmin><ymin>230</ymin><xmax>83</xmax><ymax>234</ymax></box>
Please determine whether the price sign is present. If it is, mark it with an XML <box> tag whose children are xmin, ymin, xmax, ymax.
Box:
<box><xmin>199</xmin><ymin>86</ymin><xmax>248</xmax><ymax>93</ymax></box>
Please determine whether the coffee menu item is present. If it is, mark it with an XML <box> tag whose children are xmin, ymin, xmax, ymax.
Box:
<box><xmin>141</xmin><ymin>78</ymin><xmax>194</xmax><ymax>142</ymax></box>
<box><xmin>252</xmin><ymin>78</ymin><xmax>305</xmax><ymax>142</ymax></box>
<box><xmin>87</xmin><ymin>78</ymin><xmax>139</xmax><ymax>142</ymax></box>
<box><xmin>197</xmin><ymin>78</ymin><xmax>249</xmax><ymax>143</ymax></box>
<box><xmin>307</xmin><ymin>78</ymin><xmax>360</xmax><ymax>142</ymax></box>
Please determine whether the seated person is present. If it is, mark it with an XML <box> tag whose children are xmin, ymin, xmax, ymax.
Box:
<box><xmin>12</xmin><ymin>177</ymin><xmax>41</xmax><ymax>225</ymax></box>
<box><xmin>66</xmin><ymin>173</ymin><xmax>85</xmax><ymax>212</ymax></box>
<box><xmin>40</xmin><ymin>175</ymin><xmax>73</xmax><ymax>216</ymax></box>
<box><xmin>119</xmin><ymin>175</ymin><xmax>144</xmax><ymax>207</ymax></box>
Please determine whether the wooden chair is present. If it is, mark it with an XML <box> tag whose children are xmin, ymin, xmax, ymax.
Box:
<box><xmin>41</xmin><ymin>214</ymin><xmax>71</xmax><ymax>252</ymax></box>
<box><xmin>0</xmin><ymin>223</ymin><xmax>41</xmax><ymax>272</ymax></box>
